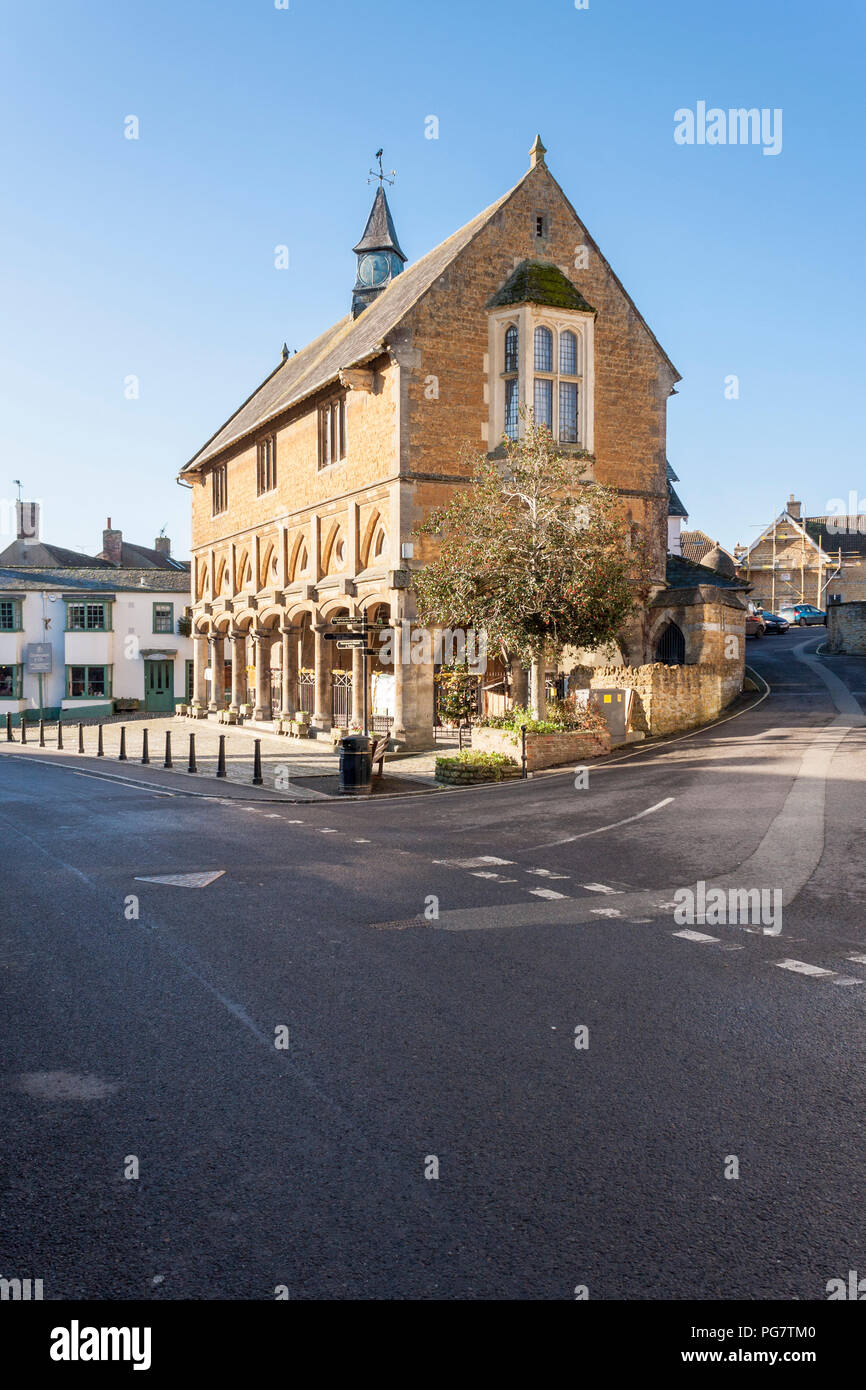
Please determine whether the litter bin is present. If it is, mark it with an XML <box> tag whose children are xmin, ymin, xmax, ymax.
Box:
<box><xmin>339</xmin><ymin>733</ymin><xmax>373</xmax><ymax>795</ymax></box>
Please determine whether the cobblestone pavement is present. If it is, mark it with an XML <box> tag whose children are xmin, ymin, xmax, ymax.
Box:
<box><xmin>8</xmin><ymin>715</ymin><xmax>442</xmax><ymax>794</ymax></box>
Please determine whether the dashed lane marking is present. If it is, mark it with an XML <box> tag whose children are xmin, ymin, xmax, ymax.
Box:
<box><xmin>673</xmin><ymin>929</ymin><xmax>720</xmax><ymax>943</ymax></box>
<box><xmin>833</xmin><ymin>977</ymin><xmax>865</xmax><ymax>987</ymax></box>
<box><xmin>529</xmin><ymin>888</ymin><xmax>569</xmax><ymax>901</ymax></box>
<box><xmin>775</xmin><ymin>959</ymin><xmax>835</xmax><ymax>978</ymax></box>
<box><xmin>526</xmin><ymin>868</ymin><xmax>569</xmax><ymax>879</ymax></box>
<box><xmin>591</xmin><ymin>908</ymin><xmax>622</xmax><ymax>918</ymax></box>
<box><xmin>847</xmin><ymin>954</ymin><xmax>866</xmax><ymax>966</ymax></box>
<box><xmin>582</xmin><ymin>882</ymin><xmax>622</xmax><ymax>894</ymax></box>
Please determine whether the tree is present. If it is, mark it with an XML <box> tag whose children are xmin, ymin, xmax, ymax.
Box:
<box><xmin>414</xmin><ymin>416</ymin><xmax>649</xmax><ymax>717</ymax></box>
<box><xmin>435</xmin><ymin>661</ymin><xmax>480</xmax><ymax>740</ymax></box>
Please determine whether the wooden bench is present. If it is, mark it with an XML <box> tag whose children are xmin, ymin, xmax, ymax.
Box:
<box><xmin>370</xmin><ymin>733</ymin><xmax>390</xmax><ymax>778</ymax></box>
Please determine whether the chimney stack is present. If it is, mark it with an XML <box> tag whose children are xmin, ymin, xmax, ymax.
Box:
<box><xmin>787</xmin><ymin>494</ymin><xmax>802</xmax><ymax>520</ymax></box>
<box><xmin>101</xmin><ymin>517</ymin><xmax>123</xmax><ymax>566</ymax></box>
<box><xmin>16</xmin><ymin>500</ymin><xmax>40</xmax><ymax>540</ymax></box>
<box><xmin>154</xmin><ymin>534</ymin><xmax>171</xmax><ymax>557</ymax></box>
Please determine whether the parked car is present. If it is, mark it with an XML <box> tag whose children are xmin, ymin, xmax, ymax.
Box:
<box><xmin>745</xmin><ymin>602</ymin><xmax>766</xmax><ymax>638</ymax></box>
<box><xmin>778</xmin><ymin>603</ymin><xmax>827</xmax><ymax>627</ymax></box>
<box><xmin>761</xmin><ymin>611</ymin><xmax>790</xmax><ymax>634</ymax></box>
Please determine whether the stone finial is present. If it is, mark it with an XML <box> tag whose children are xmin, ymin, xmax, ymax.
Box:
<box><xmin>281</xmin><ymin>342</ymin><xmax>289</xmax><ymax>361</ymax></box>
<box><xmin>529</xmin><ymin>134</ymin><xmax>547</xmax><ymax>169</ymax></box>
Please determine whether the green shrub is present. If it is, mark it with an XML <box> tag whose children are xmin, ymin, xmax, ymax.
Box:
<box><xmin>481</xmin><ymin>701</ymin><xmax>608</xmax><ymax>736</ymax></box>
<box><xmin>435</xmin><ymin>749</ymin><xmax>520</xmax><ymax>784</ymax></box>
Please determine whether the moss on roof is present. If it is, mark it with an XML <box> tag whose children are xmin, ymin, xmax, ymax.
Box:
<box><xmin>487</xmin><ymin>260</ymin><xmax>597</xmax><ymax>312</ymax></box>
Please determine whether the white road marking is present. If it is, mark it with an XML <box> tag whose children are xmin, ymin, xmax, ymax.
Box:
<box><xmin>526</xmin><ymin>868</ymin><xmax>569</xmax><ymax>879</ymax></box>
<box><xmin>582</xmin><ymin>882</ymin><xmax>622</xmax><ymax>894</ymax></box>
<box><xmin>471</xmin><ymin>871</ymin><xmax>501</xmax><ymax>879</ymax></box>
<box><xmin>134</xmin><ymin>871</ymin><xmax>226</xmax><ymax>889</ymax></box>
<box><xmin>433</xmin><ymin>855</ymin><xmax>515</xmax><ymax>869</ymax></box>
<box><xmin>833</xmin><ymin>977</ymin><xmax>865</xmax><ymax>987</ymax></box>
<box><xmin>354</xmin><ymin>837</ymin><xmax>371</xmax><ymax>843</ymax></box>
<box><xmin>529</xmin><ymin>888</ymin><xmax>569</xmax><ymax>900</ymax></box>
<box><xmin>591</xmin><ymin>908</ymin><xmax>622</xmax><ymax>918</ymax></box>
<box><xmin>526</xmin><ymin>797</ymin><xmax>674</xmax><ymax>850</ymax></box>
<box><xmin>286</xmin><ymin>820</ymin><xmax>305</xmax><ymax>825</ymax></box>
<box><xmin>673</xmin><ymin>929</ymin><xmax>720</xmax><ymax>943</ymax></box>
<box><xmin>319</xmin><ymin>828</ymin><xmax>338</xmax><ymax>834</ymax></box>
<box><xmin>775</xmin><ymin>959</ymin><xmax>835</xmax><ymax>978</ymax></box>
<box><xmin>847</xmin><ymin>954</ymin><xmax>866</xmax><ymax>966</ymax></box>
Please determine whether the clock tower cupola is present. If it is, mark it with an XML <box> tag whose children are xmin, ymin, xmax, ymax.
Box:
<box><xmin>352</xmin><ymin>150</ymin><xmax>406</xmax><ymax>318</ymax></box>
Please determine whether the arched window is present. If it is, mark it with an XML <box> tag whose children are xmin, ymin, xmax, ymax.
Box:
<box><xmin>560</xmin><ymin>330</ymin><xmax>577</xmax><ymax>376</ymax></box>
<box><xmin>534</xmin><ymin>326</ymin><xmax>553</xmax><ymax>371</ymax></box>
<box><xmin>504</xmin><ymin>325</ymin><xmax>519</xmax><ymax>439</ymax></box>
<box><xmin>654</xmin><ymin>621</ymin><xmax>686</xmax><ymax>666</ymax></box>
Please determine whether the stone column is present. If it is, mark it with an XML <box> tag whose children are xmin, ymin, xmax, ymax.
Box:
<box><xmin>313</xmin><ymin>622</ymin><xmax>332</xmax><ymax>730</ymax></box>
<box><xmin>391</xmin><ymin>616</ymin><xmax>434</xmax><ymax>749</ymax></box>
<box><xmin>193</xmin><ymin>632</ymin><xmax>208</xmax><ymax>707</ymax></box>
<box><xmin>253</xmin><ymin>631</ymin><xmax>271</xmax><ymax>721</ymax></box>
<box><xmin>281</xmin><ymin>625</ymin><xmax>297</xmax><ymax>718</ymax></box>
<box><xmin>230</xmin><ymin>632</ymin><xmax>246</xmax><ymax>712</ymax></box>
<box><xmin>208</xmin><ymin>634</ymin><xmax>225</xmax><ymax>711</ymax></box>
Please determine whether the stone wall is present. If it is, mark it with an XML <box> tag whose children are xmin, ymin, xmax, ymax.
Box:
<box><xmin>586</xmin><ymin>662</ymin><xmax>738</xmax><ymax>736</ymax></box>
<box><xmin>473</xmin><ymin>726</ymin><xmax>610</xmax><ymax>771</ymax></box>
<box><xmin>827</xmin><ymin>601</ymin><xmax>866</xmax><ymax>654</ymax></box>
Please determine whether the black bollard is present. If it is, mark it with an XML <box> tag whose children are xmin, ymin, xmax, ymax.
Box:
<box><xmin>141</xmin><ymin>729</ymin><xmax>149</xmax><ymax>764</ymax></box>
<box><xmin>21</xmin><ymin>717</ymin><xmax>27</xmax><ymax>745</ymax></box>
<box><xmin>6</xmin><ymin>712</ymin><xmax>12</xmax><ymax>742</ymax></box>
<box><xmin>78</xmin><ymin>723</ymin><xmax>85</xmax><ymax>754</ymax></box>
<box><xmin>520</xmin><ymin>723</ymin><xmax>528</xmax><ymax>780</ymax></box>
<box><xmin>97</xmin><ymin>724</ymin><xmax>104</xmax><ymax>757</ymax></box>
<box><xmin>57</xmin><ymin>720</ymin><xmax>63</xmax><ymax>749</ymax></box>
<box><xmin>164</xmin><ymin>730</ymin><xmax>173</xmax><ymax>768</ymax></box>
<box><xmin>216</xmin><ymin>734</ymin><xmax>227</xmax><ymax>778</ymax></box>
<box><xmin>252</xmin><ymin>738</ymin><xmax>263</xmax><ymax>786</ymax></box>
<box><xmin>119</xmin><ymin>726</ymin><xmax>127</xmax><ymax>761</ymax></box>
<box><xmin>188</xmin><ymin>732</ymin><xmax>197</xmax><ymax>774</ymax></box>
<box><xmin>39</xmin><ymin>719</ymin><xmax>45</xmax><ymax>747</ymax></box>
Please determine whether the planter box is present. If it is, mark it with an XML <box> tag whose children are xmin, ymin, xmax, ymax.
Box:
<box><xmin>473</xmin><ymin>726</ymin><xmax>610</xmax><ymax>771</ymax></box>
<box><xmin>435</xmin><ymin>758</ymin><xmax>520</xmax><ymax>786</ymax></box>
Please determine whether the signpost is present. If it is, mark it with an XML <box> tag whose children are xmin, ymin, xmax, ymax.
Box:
<box><xmin>26</xmin><ymin>643</ymin><xmax>52</xmax><ymax>725</ymax></box>
<box><xmin>323</xmin><ymin>616</ymin><xmax>386</xmax><ymax>737</ymax></box>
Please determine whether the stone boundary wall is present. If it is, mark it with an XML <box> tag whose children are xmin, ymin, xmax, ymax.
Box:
<box><xmin>827</xmin><ymin>602</ymin><xmax>866</xmax><ymax>655</ymax></box>
<box><xmin>473</xmin><ymin>727</ymin><xmax>610</xmax><ymax>771</ymax></box>
<box><xmin>586</xmin><ymin>662</ymin><xmax>740</xmax><ymax>736</ymax></box>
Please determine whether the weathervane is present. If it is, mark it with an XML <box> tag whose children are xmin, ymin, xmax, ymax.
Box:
<box><xmin>367</xmin><ymin>148</ymin><xmax>396</xmax><ymax>187</ymax></box>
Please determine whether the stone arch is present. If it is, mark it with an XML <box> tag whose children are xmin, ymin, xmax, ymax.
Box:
<box><xmin>213</xmin><ymin>557</ymin><xmax>229</xmax><ymax>597</ymax></box>
<box><xmin>235</xmin><ymin>549</ymin><xmax>253</xmax><ymax>591</ymax></box>
<box><xmin>360</xmin><ymin>509</ymin><xmax>386</xmax><ymax>569</ymax></box>
<box><xmin>196</xmin><ymin>563</ymin><xmax>209</xmax><ymax>601</ymax></box>
<box><xmin>289</xmin><ymin>532</ymin><xmax>309</xmax><ymax>582</ymax></box>
<box><xmin>653</xmin><ymin>619</ymin><xmax>686</xmax><ymax>666</ymax></box>
<box><xmin>321</xmin><ymin>521</ymin><xmax>346</xmax><ymax>576</ymax></box>
<box><xmin>259</xmin><ymin>539</ymin><xmax>278</xmax><ymax>590</ymax></box>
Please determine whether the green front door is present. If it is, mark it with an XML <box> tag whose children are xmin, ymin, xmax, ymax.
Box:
<box><xmin>145</xmin><ymin>659</ymin><xmax>174</xmax><ymax>712</ymax></box>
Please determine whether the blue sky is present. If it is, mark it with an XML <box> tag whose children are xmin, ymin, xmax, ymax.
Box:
<box><xmin>2</xmin><ymin>0</ymin><xmax>863</xmax><ymax>558</ymax></box>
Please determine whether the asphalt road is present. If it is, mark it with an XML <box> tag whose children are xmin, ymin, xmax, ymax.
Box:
<box><xmin>2</xmin><ymin>630</ymin><xmax>865</xmax><ymax>1300</ymax></box>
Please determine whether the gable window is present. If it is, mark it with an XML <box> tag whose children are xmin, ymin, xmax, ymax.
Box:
<box><xmin>0</xmin><ymin>599</ymin><xmax>22</xmax><ymax>631</ymax></box>
<box><xmin>66</xmin><ymin>664</ymin><xmax>111</xmax><ymax>698</ymax></box>
<box><xmin>153</xmin><ymin>602</ymin><xmax>174</xmax><ymax>634</ymax></box>
<box><xmin>0</xmin><ymin>663</ymin><xmax>22</xmax><ymax>698</ymax></box>
<box><xmin>212</xmin><ymin>464</ymin><xmax>228</xmax><ymax>516</ymax></box>
<box><xmin>318</xmin><ymin>395</ymin><xmax>346</xmax><ymax>469</ymax></box>
<box><xmin>256</xmin><ymin>434</ymin><xmax>276</xmax><ymax>495</ymax></box>
<box><xmin>66</xmin><ymin>601</ymin><xmax>111</xmax><ymax>631</ymax></box>
<box><xmin>534</xmin><ymin>212</ymin><xmax>548</xmax><ymax>240</ymax></box>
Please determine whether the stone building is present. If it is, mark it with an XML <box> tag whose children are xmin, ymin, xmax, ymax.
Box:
<box><xmin>181</xmin><ymin>137</ymin><xmax>743</xmax><ymax>745</ymax></box>
<box><xmin>735</xmin><ymin>497</ymin><xmax>842</xmax><ymax>611</ymax></box>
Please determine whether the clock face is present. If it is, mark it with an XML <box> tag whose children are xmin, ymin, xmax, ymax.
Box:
<box><xmin>359</xmin><ymin>252</ymin><xmax>391</xmax><ymax>287</ymax></box>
